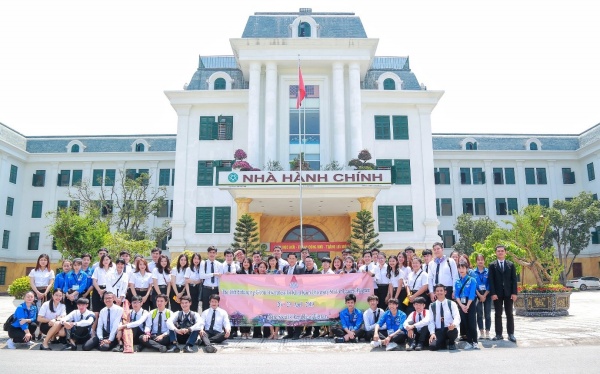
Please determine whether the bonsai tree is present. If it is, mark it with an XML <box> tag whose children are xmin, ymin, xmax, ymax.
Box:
<box><xmin>290</xmin><ymin>153</ymin><xmax>311</xmax><ymax>171</ymax></box>
<box><xmin>8</xmin><ymin>276</ymin><xmax>31</xmax><ymax>300</ymax></box>
<box><xmin>349</xmin><ymin>210</ymin><xmax>382</xmax><ymax>255</ymax></box>
<box><xmin>232</xmin><ymin>214</ymin><xmax>261</xmax><ymax>254</ymax></box>
<box><xmin>233</xmin><ymin>149</ymin><xmax>260</xmax><ymax>171</ymax></box>
<box><xmin>348</xmin><ymin>149</ymin><xmax>375</xmax><ymax>170</ymax></box>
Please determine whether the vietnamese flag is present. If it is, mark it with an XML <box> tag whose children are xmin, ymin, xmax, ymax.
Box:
<box><xmin>296</xmin><ymin>66</ymin><xmax>306</xmax><ymax>109</ymax></box>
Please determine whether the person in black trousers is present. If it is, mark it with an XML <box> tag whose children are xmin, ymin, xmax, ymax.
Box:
<box><xmin>488</xmin><ymin>245</ymin><xmax>518</xmax><ymax>343</ymax></box>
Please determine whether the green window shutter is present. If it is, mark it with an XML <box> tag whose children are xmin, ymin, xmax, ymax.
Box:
<box><xmin>57</xmin><ymin>200</ymin><xmax>68</xmax><ymax>211</ymax></box>
<box><xmin>195</xmin><ymin>207</ymin><xmax>213</xmax><ymax>233</ymax></box>
<box><xmin>9</xmin><ymin>165</ymin><xmax>18</xmax><ymax>184</ymax></box>
<box><xmin>462</xmin><ymin>198</ymin><xmax>473</xmax><ymax>215</ymax></box>
<box><xmin>70</xmin><ymin>200</ymin><xmax>80</xmax><ymax>213</ymax></box>
<box><xmin>197</xmin><ymin>161</ymin><xmax>214</xmax><ymax>186</ymax></box>
<box><xmin>159</xmin><ymin>169</ymin><xmax>170</xmax><ymax>186</ymax></box>
<box><xmin>72</xmin><ymin>170</ymin><xmax>83</xmax><ymax>186</ymax></box>
<box><xmin>528</xmin><ymin>198</ymin><xmax>538</xmax><ymax>206</ymax></box>
<box><xmin>441</xmin><ymin>198</ymin><xmax>452</xmax><ymax>216</ymax></box>
<box><xmin>58</xmin><ymin>170</ymin><xmax>70</xmax><ymax>186</ymax></box>
<box><xmin>374</xmin><ymin>116</ymin><xmax>391</xmax><ymax>140</ymax></box>
<box><xmin>396</xmin><ymin>205</ymin><xmax>413</xmax><ymax>232</ymax></box>
<box><xmin>472</xmin><ymin>168</ymin><xmax>484</xmax><ymax>184</ymax></box>
<box><xmin>378</xmin><ymin>205</ymin><xmax>395</xmax><ymax>232</ymax></box>
<box><xmin>460</xmin><ymin>168</ymin><xmax>471</xmax><ymax>184</ymax></box>
<box><xmin>157</xmin><ymin>200</ymin><xmax>168</xmax><ymax>218</ymax></box>
<box><xmin>496</xmin><ymin>198</ymin><xmax>506</xmax><ymax>215</ymax></box>
<box><xmin>525</xmin><ymin>168</ymin><xmax>535</xmax><ymax>184</ymax></box>
<box><xmin>376</xmin><ymin>159</ymin><xmax>393</xmax><ymax>183</ymax></box>
<box><xmin>218</xmin><ymin>116</ymin><xmax>233</xmax><ymax>140</ymax></box>
<box><xmin>507</xmin><ymin>198</ymin><xmax>518</xmax><ymax>213</ymax></box>
<box><xmin>588</xmin><ymin>162</ymin><xmax>596</xmax><ymax>181</ymax></box>
<box><xmin>539</xmin><ymin>198</ymin><xmax>550</xmax><ymax>208</ymax></box>
<box><xmin>394</xmin><ymin>159</ymin><xmax>411</xmax><ymax>185</ymax></box>
<box><xmin>474</xmin><ymin>198</ymin><xmax>486</xmax><ymax>215</ymax></box>
<box><xmin>435</xmin><ymin>199</ymin><xmax>440</xmax><ymax>216</ymax></box>
<box><xmin>214</xmin><ymin>207</ymin><xmax>231</xmax><ymax>233</ymax></box>
<box><xmin>6</xmin><ymin>197</ymin><xmax>14</xmax><ymax>216</ymax></box>
<box><xmin>32</xmin><ymin>170</ymin><xmax>46</xmax><ymax>187</ymax></box>
<box><xmin>171</xmin><ymin>169</ymin><xmax>175</xmax><ymax>186</ymax></box>
<box><xmin>536</xmin><ymin>168</ymin><xmax>547</xmax><ymax>184</ymax></box>
<box><xmin>504</xmin><ymin>168</ymin><xmax>515</xmax><ymax>184</ymax></box>
<box><xmin>2</xmin><ymin>232</ymin><xmax>9</xmax><ymax>249</ymax></box>
<box><xmin>440</xmin><ymin>168</ymin><xmax>450</xmax><ymax>184</ymax></box>
<box><xmin>32</xmin><ymin>201</ymin><xmax>43</xmax><ymax>218</ymax></box>
<box><xmin>92</xmin><ymin>169</ymin><xmax>104</xmax><ymax>186</ymax></box>
<box><xmin>105</xmin><ymin>169</ymin><xmax>116</xmax><ymax>186</ymax></box>
<box><xmin>215</xmin><ymin>162</ymin><xmax>233</xmax><ymax>185</ymax></box>
<box><xmin>434</xmin><ymin>168</ymin><xmax>440</xmax><ymax>184</ymax></box>
<box><xmin>28</xmin><ymin>233</ymin><xmax>40</xmax><ymax>250</ymax></box>
<box><xmin>593</xmin><ymin>228</ymin><xmax>600</xmax><ymax>245</ymax></box>
<box><xmin>392</xmin><ymin>116</ymin><xmax>409</xmax><ymax>140</ymax></box>
<box><xmin>493</xmin><ymin>168</ymin><xmax>504</xmax><ymax>184</ymax></box>
<box><xmin>199</xmin><ymin>116</ymin><xmax>215</xmax><ymax>140</ymax></box>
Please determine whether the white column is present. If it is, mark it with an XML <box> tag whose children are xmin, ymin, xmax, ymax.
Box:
<box><xmin>547</xmin><ymin>160</ymin><xmax>558</xmax><ymax>202</ymax></box>
<box><xmin>451</xmin><ymin>159</ymin><xmax>462</xmax><ymax>220</ymax></box>
<box><xmin>332</xmin><ymin>62</ymin><xmax>346</xmax><ymax>165</ymax></box>
<box><xmin>247</xmin><ymin>62</ymin><xmax>261</xmax><ymax>168</ymax></box>
<box><xmin>169</xmin><ymin>105</ymin><xmax>192</xmax><ymax>253</ymax></box>
<box><xmin>515</xmin><ymin>160</ymin><xmax>527</xmax><ymax>208</ymax></box>
<box><xmin>348</xmin><ymin>63</ymin><xmax>362</xmax><ymax>156</ymax></box>
<box><xmin>264</xmin><ymin>62</ymin><xmax>278</xmax><ymax>165</ymax></box>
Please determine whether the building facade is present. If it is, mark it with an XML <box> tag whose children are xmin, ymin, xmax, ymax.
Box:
<box><xmin>1</xmin><ymin>8</ymin><xmax>599</xmax><ymax>290</ymax></box>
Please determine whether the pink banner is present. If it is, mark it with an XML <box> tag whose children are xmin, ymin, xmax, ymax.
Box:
<box><xmin>219</xmin><ymin>273</ymin><xmax>373</xmax><ymax>326</ymax></box>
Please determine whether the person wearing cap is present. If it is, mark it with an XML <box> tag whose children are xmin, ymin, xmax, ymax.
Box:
<box><xmin>58</xmin><ymin>297</ymin><xmax>96</xmax><ymax>351</ymax></box>
<box><xmin>320</xmin><ymin>257</ymin><xmax>334</xmax><ymax>274</ymax></box>
<box><xmin>200</xmin><ymin>246</ymin><xmax>222</xmax><ymax>311</ymax></box>
<box><xmin>403</xmin><ymin>296</ymin><xmax>430</xmax><ymax>351</ymax></box>
<box><xmin>370</xmin><ymin>298</ymin><xmax>407</xmax><ymax>350</ymax></box>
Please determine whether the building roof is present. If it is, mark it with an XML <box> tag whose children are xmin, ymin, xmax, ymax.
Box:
<box><xmin>24</xmin><ymin>135</ymin><xmax>176</xmax><ymax>153</ymax></box>
<box><xmin>432</xmin><ymin>134</ymin><xmax>580</xmax><ymax>151</ymax></box>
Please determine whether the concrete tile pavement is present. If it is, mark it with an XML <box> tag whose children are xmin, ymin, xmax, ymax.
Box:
<box><xmin>1</xmin><ymin>291</ymin><xmax>598</xmax><ymax>351</ymax></box>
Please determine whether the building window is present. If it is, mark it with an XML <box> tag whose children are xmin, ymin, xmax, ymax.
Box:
<box><xmin>496</xmin><ymin>198</ymin><xmax>518</xmax><ymax>216</ymax></box>
<box><xmin>475</xmin><ymin>198</ymin><xmax>486</xmax><ymax>215</ymax></box>
<box><xmin>374</xmin><ymin>116</ymin><xmax>391</xmax><ymax>140</ymax></box>
<box><xmin>9</xmin><ymin>165</ymin><xmax>18</xmax><ymax>184</ymax></box>
<box><xmin>28</xmin><ymin>232</ymin><xmax>40</xmax><ymax>250</ymax></box>
<box><xmin>32</xmin><ymin>170</ymin><xmax>46</xmax><ymax>187</ymax></box>
<box><xmin>32</xmin><ymin>201</ymin><xmax>43</xmax><ymax>218</ymax></box>
<box><xmin>438</xmin><ymin>230</ymin><xmax>456</xmax><ymax>248</ymax></box>
<box><xmin>214</xmin><ymin>78</ymin><xmax>226</xmax><ymax>90</ymax></box>
<box><xmin>197</xmin><ymin>161</ymin><xmax>214</xmax><ymax>186</ymax></box>
<box><xmin>374</xmin><ymin>115</ymin><xmax>408</xmax><ymax>140</ymax></box>
<box><xmin>378</xmin><ymin>206</ymin><xmax>395</xmax><ymax>232</ymax></box>
<box><xmin>195</xmin><ymin>207</ymin><xmax>213</xmax><ymax>233</ymax></box>
<box><xmin>529</xmin><ymin>142</ymin><xmax>538</xmax><ymax>150</ymax></box>
<box><xmin>290</xmin><ymin>84</ymin><xmax>321</xmax><ymax>170</ymax></box>
<box><xmin>6</xmin><ymin>197</ymin><xmax>14</xmax><ymax>216</ymax></box>
<box><xmin>159</xmin><ymin>169</ymin><xmax>175</xmax><ymax>186</ymax></box>
<box><xmin>465</xmin><ymin>142</ymin><xmax>477</xmax><ymax>150</ymax></box>
<box><xmin>460</xmin><ymin>168</ymin><xmax>471</xmax><ymax>185</ymax></box>
<box><xmin>493</xmin><ymin>168</ymin><xmax>515</xmax><ymax>185</ymax></box>
<box><xmin>377</xmin><ymin>159</ymin><xmax>411</xmax><ymax>185</ymax></box>
<box><xmin>298</xmin><ymin>21</ymin><xmax>311</xmax><ymax>37</ymax></box>
<box><xmin>72</xmin><ymin>170</ymin><xmax>82</xmax><ymax>186</ymax></box>
<box><xmin>436</xmin><ymin>198</ymin><xmax>453</xmax><ymax>216</ymax></box>
<box><xmin>92</xmin><ymin>169</ymin><xmax>104</xmax><ymax>186</ymax></box>
<box><xmin>57</xmin><ymin>200</ymin><xmax>69</xmax><ymax>211</ymax></box>
<box><xmin>383</xmin><ymin>78</ymin><xmax>395</xmax><ymax>90</ymax></box>
<box><xmin>592</xmin><ymin>227</ymin><xmax>600</xmax><ymax>244</ymax></box>
<box><xmin>588</xmin><ymin>162</ymin><xmax>595</xmax><ymax>181</ymax></box>
<box><xmin>562</xmin><ymin>168</ymin><xmax>576</xmax><ymax>184</ymax></box>
<box><xmin>2</xmin><ymin>231</ymin><xmax>9</xmax><ymax>249</ymax></box>
<box><xmin>71</xmin><ymin>144</ymin><xmax>80</xmax><ymax>153</ymax></box>
<box><xmin>525</xmin><ymin>168</ymin><xmax>547</xmax><ymax>185</ymax></box>
<box><xmin>134</xmin><ymin>143</ymin><xmax>144</xmax><ymax>152</ymax></box>
<box><xmin>434</xmin><ymin>168</ymin><xmax>450</xmax><ymax>185</ymax></box>
<box><xmin>199</xmin><ymin>116</ymin><xmax>233</xmax><ymax>140</ymax></box>
<box><xmin>396</xmin><ymin>205</ymin><xmax>413</xmax><ymax>232</ymax></box>
<box><xmin>283</xmin><ymin>225</ymin><xmax>328</xmax><ymax>242</ymax></box>
<box><xmin>472</xmin><ymin>168</ymin><xmax>486</xmax><ymax>184</ymax></box>
<box><xmin>0</xmin><ymin>266</ymin><xmax>6</xmax><ymax>284</ymax></box>
<box><xmin>214</xmin><ymin>207</ymin><xmax>231</xmax><ymax>233</ymax></box>
<box><xmin>57</xmin><ymin>170</ymin><xmax>70</xmax><ymax>186</ymax></box>
<box><xmin>462</xmin><ymin>198</ymin><xmax>485</xmax><ymax>215</ymax></box>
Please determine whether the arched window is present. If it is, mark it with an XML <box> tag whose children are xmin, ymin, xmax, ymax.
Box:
<box><xmin>214</xmin><ymin>78</ymin><xmax>226</xmax><ymax>90</ymax></box>
<box><xmin>383</xmin><ymin>78</ymin><xmax>396</xmax><ymax>90</ymax></box>
<box><xmin>298</xmin><ymin>22</ymin><xmax>311</xmax><ymax>37</ymax></box>
<box><xmin>283</xmin><ymin>225</ymin><xmax>328</xmax><ymax>242</ymax></box>
<box><xmin>71</xmin><ymin>144</ymin><xmax>80</xmax><ymax>153</ymax></box>
<box><xmin>529</xmin><ymin>142</ymin><xmax>538</xmax><ymax>150</ymax></box>
<box><xmin>466</xmin><ymin>142</ymin><xmax>478</xmax><ymax>150</ymax></box>
<box><xmin>135</xmin><ymin>143</ymin><xmax>145</xmax><ymax>152</ymax></box>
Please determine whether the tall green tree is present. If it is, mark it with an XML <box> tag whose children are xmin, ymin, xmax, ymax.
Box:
<box><xmin>103</xmin><ymin>232</ymin><xmax>156</xmax><ymax>259</ymax></box>
<box><xmin>349</xmin><ymin>210</ymin><xmax>382</xmax><ymax>255</ymax></box>
<box><xmin>47</xmin><ymin>208</ymin><xmax>110</xmax><ymax>259</ymax></box>
<box><xmin>454</xmin><ymin>214</ymin><xmax>498</xmax><ymax>255</ymax></box>
<box><xmin>232</xmin><ymin>214</ymin><xmax>260</xmax><ymax>254</ymax></box>
<box><xmin>547</xmin><ymin>192</ymin><xmax>600</xmax><ymax>283</ymax></box>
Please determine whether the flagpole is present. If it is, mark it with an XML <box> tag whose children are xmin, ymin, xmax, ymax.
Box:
<box><xmin>297</xmin><ymin>56</ymin><xmax>304</xmax><ymax>250</ymax></box>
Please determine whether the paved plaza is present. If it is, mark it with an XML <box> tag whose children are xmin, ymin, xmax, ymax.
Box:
<box><xmin>1</xmin><ymin>290</ymin><xmax>599</xmax><ymax>352</ymax></box>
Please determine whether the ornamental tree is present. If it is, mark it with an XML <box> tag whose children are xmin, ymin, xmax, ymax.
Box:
<box><xmin>349</xmin><ymin>210</ymin><xmax>382</xmax><ymax>255</ymax></box>
<box><xmin>454</xmin><ymin>214</ymin><xmax>498</xmax><ymax>255</ymax></box>
<box><xmin>348</xmin><ymin>149</ymin><xmax>375</xmax><ymax>170</ymax></box>
<box><xmin>232</xmin><ymin>214</ymin><xmax>261</xmax><ymax>254</ymax></box>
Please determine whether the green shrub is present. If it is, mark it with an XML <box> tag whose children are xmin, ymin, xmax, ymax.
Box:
<box><xmin>8</xmin><ymin>276</ymin><xmax>31</xmax><ymax>299</ymax></box>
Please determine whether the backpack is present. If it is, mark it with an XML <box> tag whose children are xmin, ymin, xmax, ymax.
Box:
<box><xmin>411</xmin><ymin>309</ymin><xmax>426</xmax><ymax>323</ymax></box>
<box><xmin>3</xmin><ymin>314</ymin><xmax>15</xmax><ymax>331</ymax></box>
<box><xmin>431</xmin><ymin>299</ymin><xmax>454</xmax><ymax>323</ymax></box>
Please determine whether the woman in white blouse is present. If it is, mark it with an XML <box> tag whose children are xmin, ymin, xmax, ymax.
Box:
<box><xmin>406</xmin><ymin>257</ymin><xmax>429</xmax><ymax>315</ymax></box>
<box><xmin>397</xmin><ymin>252</ymin><xmax>411</xmax><ymax>313</ymax></box>
<box><xmin>107</xmin><ymin>258</ymin><xmax>129</xmax><ymax>306</ymax></box>
<box><xmin>129</xmin><ymin>258</ymin><xmax>153</xmax><ymax>310</ymax></box>
<box><xmin>91</xmin><ymin>254</ymin><xmax>114</xmax><ymax>314</ymax></box>
<box><xmin>152</xmin><ymin>254</ymin><xmax>172</xmax><ymax>308</ymax></box>
<box><xmin>185</xmin><ymin>253</ymin><xmax>203</xmax><ymax>312</ymax></box>
<box><xmin>28</xmin><ymin>254</ymin><xmax>55</xmax><ymax>308</ymax></box>
<box><xmin>171</xmin><ymin>254</ymin><xmax>189</xmax><ymax>312</ymax></box>
<box><xmin>38</xmin><ymin>289</ymin><xmax>67</xmax><ymax>350</ymax></box>
<box><xmin>386</xmin><ymin>255</ymin><xmax>403</xmax><ymax>303</ymax></box>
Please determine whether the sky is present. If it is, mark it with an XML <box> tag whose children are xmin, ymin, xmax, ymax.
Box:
<box><xmin>1</xmin><ymin>0</ymin><xmax>598</xmax><ymax>137</ymax></box>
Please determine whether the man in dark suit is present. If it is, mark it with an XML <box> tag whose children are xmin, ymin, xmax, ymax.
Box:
<box><xmin>488</xmin><ymin>245</ymin><xmax>518</xmax><ymax>343</ymax></box>
<box><xmin>282</xmin><ymin>253</ymin><xmax>304</xmax><ymax>275</ymax></box>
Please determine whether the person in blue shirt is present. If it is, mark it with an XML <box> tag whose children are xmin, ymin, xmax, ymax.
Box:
<box><xmin>54</xmin><ymin>259</ymin><xmax>72</xmax><ymax>294</ymax></box>
<box><xmin>65</xmin><ymin>258</ymin><xmax>90</xmax><ymax>314</ymax></box>
<box><xmin>80</xmin><ymin>253</ymin><xmax>95</xmax><ymax>302</ymax></box>
<box><xmin>7</xmin><ymin>291</ymin><xmax>38</xmax><ymax>349</ymax></box>
<box><xmin>454</xmin><ymin>262</ymin><xmax>478</xmax><ymax>350</ymax></box>
<box><xmin>370</xmin><ymin>298</ymin><xmax>407</xmax><ymax>350</ymax></box>
<box><xmin>332</xmin><ymin>293</ymin><xmax>365</xmax><ymax>343</ymax></box>
<box><xmin>473</xmin><ymin>253</ymin><xmax>491</xmax><ymax>340</ymax></box>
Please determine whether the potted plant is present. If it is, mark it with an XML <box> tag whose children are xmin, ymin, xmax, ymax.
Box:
<box><xmin>8</xmin><ymin>276</ymin><xmax>32</xmax><ymax>307</ymax></box>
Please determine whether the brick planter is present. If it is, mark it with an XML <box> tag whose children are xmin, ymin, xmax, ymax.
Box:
<box><xmin>514</xmin><ymin>292</ymin><xmax>571</xmax><ymax>317</ymax></box>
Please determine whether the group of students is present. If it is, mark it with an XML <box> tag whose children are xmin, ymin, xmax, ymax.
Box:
<box><xmin>6</xmin><ymin>242</ymin><xmax>517</xmax><ymax>352</ymax></box>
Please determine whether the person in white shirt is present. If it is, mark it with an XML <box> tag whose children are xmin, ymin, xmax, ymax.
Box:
<box><xmin>129</xmin><ymin>258</ymin><xmax>153</xmax><ymax>310</ymax></box>
<box><xmin>147</xmin><ymin>248</ymin><xmax>162</xmax><ymax>273</ymax></box>
<box><xmin>363</xmin><ymin>295</ymin><xmax>386</xmax><ymax>342</ymax></box>
<box><xmin>91</xmin><ymin>254</ymin><xmax>115</xmax><ymax>334</ymax></box>
<box><xmin>141</xmin><ymin>294</ymin><xmax>172</xmax><ymax>352</ymax></box>
<box><xmin>373</xmin><ymin>253</ymin><xmax>389</xmax><ymax>309</ymax></box>
<box><xmin>116</xmin><ymin>295</ymin><xmax>149</xmax><ymax>351</ymax></box>
<box><xmin>221</xmin><ymin>249</ymin><xmax>240</xmax><ymax>275</ymax></box>
<box><xmin>273</xmin><ymin>246</ymin><xmax>289</xmax><ymax>272</ymax></box>
<box><xmin>427</xmin><ymin>242</ymin><xmax>459</xmax><ymax>302</ymax></box>
<box><xmin>406</xmin><ymin>257</ymin><xmax>429</xmax><ymax>315</ymax></box>
<box><xmin>107</xmin><ymin>259</ymin><xmax>129</xmax><ymax>306</ymax></box>
<box><xmin>320</xmin><ymin>257</ymin><xmax>334</xmax><ymax>274</ymax></box>
<box><xmin>38</xmin><ymin>289</ymin><xmax>67</xmax><ymax>350</ymax></box>
<box><xmin>185</xmin><ymin>253</ymin><xmax>203</xmax><ymax>312</ymax></box>
<box><xmin>91</xmin><ymin>248</ymin><xmax>109</xmax><ymax>271</ymax></box>
<box><xmin>404</xmin><ymin>296</ymin><xmax>431</xmax><ymax>351</ymax></box>
<box><xmin>152</xmin><ymin>255</ymin><xmax>172</xmax><ymax>309</ymax></box>
<box><xmin>59</xmin><ymin>298</ymin><xmax>96</xmax><ymax>351</ymax></box>
<box><xmin>29</xmin><ymin>254</ymin><xmax>55</xmax><ymax>308</ymax></box>
<box><xmin>199</xmin><ymin>246</ymin><xmax>222</xmax><ymax>311</ymax></box>
<box><xmin>198</xmin><ymin>294</ymin><xmax>231</xmax><ymax>353</ymax></box>
<box><xmin>83</xmin><ymin>292</ymin><xmax>124</xmax><ymax>351</ymax></box>
<box><xmin>428</xmin><ymin>283</ymin><xmax>461</xmax><ymax>351</ymax></box>
<box><xmin>119</xmin><ymin>250</ymin><xmax>134</xmax><ymax>275</ymax></box>
<box><xmin>234</xmin><ymin>249</ymin><xmax>246</xmax><ymax>267</ymax></box>
<box><xmin>171</xmin><ymin>254</ymin><xmax>189</xmax><ymax>313</ymax></box>
<box><xmin>165</xmin><ymin>296</ymin><xmax>202</xmax><ymax>353</ymax></box>
<box><xmin>386</xmin><ymin>255</ymin><xmax>403</xmax><ymax>303</ymax></box>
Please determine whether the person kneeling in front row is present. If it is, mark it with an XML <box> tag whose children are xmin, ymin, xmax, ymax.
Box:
<box><xmin>370</xmin><ymin>298</ymin><xmax>407</xmax><ymax>351</ymax></box>
<box><xmin>166</xmin><ymin>295</ymin><xmax>202</xmax><ymax>353</ymax></box>
<box><xmin>83</xmin><ymin>292</ymin><xmax>123</xmax><ymax>351</ymax></box>
<box><xmin>332</xmin><ymin>293</ymin><xmax>365</xmax><ymax>343</ymax></box>
<box><xmin>141</xmin><ymin>294</ymin><xmax>172</xmax><ymax>352</ymax></box>
<box><xmin>403</xmin><ymin>296</ymin><xmax>430</xmax><ymax>351</ymax></box>
<box><xmin>428</xmin><ymin>283</ymin><xmax>461</xmax><ymax>351</ymax></box>
<box><xmin>198</xmin><ymin>294</ymin><xmax>231</xmax><ymax>353</ymax></box>
<box><xmin>57</xmin><ymin>297</ymin><xmax>95</xmax><ymax>351</ymax></box>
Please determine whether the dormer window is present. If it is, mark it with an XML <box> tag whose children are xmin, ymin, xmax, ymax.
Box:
<box><xmin>71</xmin><ymin>144</ymin><xmax>80</xmax><ymax>153</ymax></box>
<box><xmin>298</xmin><ymin>22</ymin><xmax>311</xmax><ymax>37</ymax></box>
<box><xmin>290</xmin><ymin>16</ymin><xmax>318</xmax><ymax>38</ymax></box>
<box><xmin>466</xmin><ymin>142</ymin><xmax>477</xmax><ymax>150</ymax></box>
<box><xmin>214</xmin><ymin>78</ymin><xmax>226</xmax><ymax>90</ymax></box>
<box><xmin>529</xmin><ymin>142</ymin><xmax>538</xmax><ymax>150</ymax></box>
<box><xmin>526</xmin><ymin>138</ymin><xmax>541</xmax><ymax>151</ymax></box>
<box><xmin>135</xmin><ymin>143</ymin><xmax>145</xmax><ymax>152</ymax></box>
<box><xmin>383</xmin><ymin>78</ymin><xmax>396</xmax><ymax>90</ymax></box>
<box><xmin>66</xmin><ymin>140</ymin><xmax>85</xmax><ymax>153</ymax></box>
